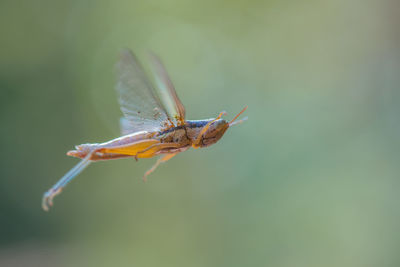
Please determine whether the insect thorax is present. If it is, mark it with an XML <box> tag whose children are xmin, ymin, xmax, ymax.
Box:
<box><xmin>158</xmin><ymin>128</ymin><xmax>190</xmax><ymax>145</ymax></box>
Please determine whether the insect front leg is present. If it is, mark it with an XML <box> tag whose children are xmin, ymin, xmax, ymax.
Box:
<box><xmin>192</xmin><ymin>111</ymin><xmax>227</xmax><ymax>148</ymax></box>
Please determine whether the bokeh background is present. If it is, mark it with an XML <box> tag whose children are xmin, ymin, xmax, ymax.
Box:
<box><xmin>1</xmin><ymin>0</ymin><xmax>400</xmax><ymax>266</ymax></box>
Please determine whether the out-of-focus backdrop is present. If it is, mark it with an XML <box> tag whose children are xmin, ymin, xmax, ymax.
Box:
<box><xmin>1</xmin><ymin>0</ymin><xmax>399</xmax><ymax>266</ymax></box>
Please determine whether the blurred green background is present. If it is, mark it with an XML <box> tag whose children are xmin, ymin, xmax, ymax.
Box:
<box><xmin>1</xmin><ymin>0</ymin><xmax>400</xmax><ymax>266</ymax></box>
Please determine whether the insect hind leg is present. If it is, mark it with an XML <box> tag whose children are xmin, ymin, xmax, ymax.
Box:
<box><xmin>134</xmin><ymin>142</ymin><xmax>182</xmax><ymax>160</ymax></box>
<box><xmin>42</xmin><ymin>151</ymin><xmax>94</xmax><ymax>211</ymax></box>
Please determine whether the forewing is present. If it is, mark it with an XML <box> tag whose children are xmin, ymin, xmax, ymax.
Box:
<box><xmin>116</xmin><ymin>49</ymin><xmax>168</xmax><ymax>133</ymax></box>
<box><xmin>120</xmin><ymin>117</ymin><xmax>137</xmax><ymax>136</ymax></box>
<box><xmin>150</xmin><ymin>53</ymin><xmax>186</xmax><ymax>123</ymax></box>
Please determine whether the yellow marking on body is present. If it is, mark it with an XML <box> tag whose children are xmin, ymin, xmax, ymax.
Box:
<box><xmin>98</xmin><ymin>140</ymin><xmax>184</xmax><ymax>159</ymax></box>
<box><xmin>135</xmin><ymin>142</ymin><xmax>182</xmax><ymax>158</ymax></box>
<box><xmin>98</xmin><ymin>139</ymin><xmax>160</xmax><ymax>158</ymax></box>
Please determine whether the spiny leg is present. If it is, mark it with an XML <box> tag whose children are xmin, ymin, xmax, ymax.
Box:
<box><xmin>143</xmin><ymin>153</ymin><xmax>177</xmax><ymax>182</ymax></box>
<box><xmin>42</xmin><ymin>151</ymin><xmax>93</xmax><ymax>211</ymax></box>
<box><xmin>192</xmin><ymin>111</ymin><xmax>227</xmax><ymax>148</ymax></box>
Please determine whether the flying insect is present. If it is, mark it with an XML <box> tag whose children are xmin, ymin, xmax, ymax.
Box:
<box><xmin>42</xmin><ymin>49</ymin><xmax>247</xmax><ymax>211</ymax></box>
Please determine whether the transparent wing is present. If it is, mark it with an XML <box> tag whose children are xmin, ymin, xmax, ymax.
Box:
<box><xmin>120</xmin><ymin>117</ymin><xmax>137</xmax><ymax>136</ymax></box>
<box><xmin>116</xmin><ymin>49</ymin><xmax>169</xmax><ymax>133</ymax></box>
<box><xmin>149</xmin><ymin>53</ymin><xmax>186</xmax><ymax>124</ymax></box>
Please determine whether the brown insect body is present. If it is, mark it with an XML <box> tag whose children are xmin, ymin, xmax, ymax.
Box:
<box><xmin>68</xmin><ymin>118</ymin><xmax>229</xmax><ymax>161</ymax></box>
<box><xmin>42</xmin><ymin>48</ymin><xmax>246</xmax><ymax>211</ymax></box>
